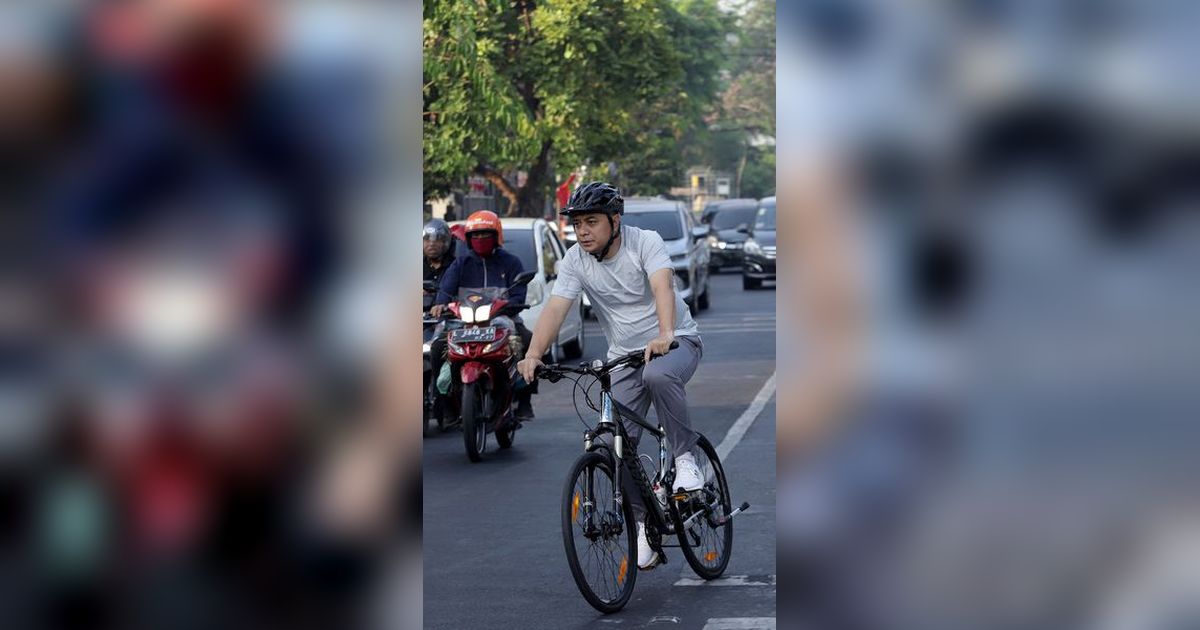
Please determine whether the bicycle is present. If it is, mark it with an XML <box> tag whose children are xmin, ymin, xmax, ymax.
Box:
<box><xmin>536</xmin><ymin>344</ymin><xmax>751</xmax><ymax>613</ymax></box>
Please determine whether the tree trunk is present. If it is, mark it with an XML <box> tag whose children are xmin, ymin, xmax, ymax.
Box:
<box><xmin>513</xmin><ymin>140</ymin><xmax>553</xmax><ymax>217</ymax></box>
<box><xmin>735</xmin><ymin>141</ymin><xmax>749</xmax><ymax>198</ymax></box>
<box><xmin>476</xmin><ymin>165</ymin><xmax>519</xmax><ymax>213</ymax></box>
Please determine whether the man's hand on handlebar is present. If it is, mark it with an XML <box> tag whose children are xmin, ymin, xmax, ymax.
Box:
<box><xmin>645</xmin><ymin>333</ymin><xmax>676</xmax><ymax>364</ymax></box>
<box><xmin>430</xmin><ymin>304</ymin><xmax>447</xmax><ymax>318</ymax></box>
<box><xmin>518</xmin><ymin>356</ymin><xmax>544</xmax><ymax>384</ymax></box>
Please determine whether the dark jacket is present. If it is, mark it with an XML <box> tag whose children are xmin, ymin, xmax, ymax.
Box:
<box><xmin>435</xmin><ymin>248</ymin><xmax>527</xmax><ymax>305</ymax></box>
<box><xmin>423</xmin><ymin>251</ymin><xmax>456</xmax><ymax>285</ymax></box>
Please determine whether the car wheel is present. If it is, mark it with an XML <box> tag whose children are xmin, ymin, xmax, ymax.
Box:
<box><xmin>742</xmin><ymin>275</ymin><xmax>761</xmax><ymax>290</ymax></box>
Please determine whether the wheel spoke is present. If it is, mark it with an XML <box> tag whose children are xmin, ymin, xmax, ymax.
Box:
<box><xmin>568</xmin><ymin>459</ymin><xmax>630</xmax><ymax>605</ymax></box>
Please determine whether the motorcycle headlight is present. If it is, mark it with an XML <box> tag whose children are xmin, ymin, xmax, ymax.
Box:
<box><xmin>422</xmin><ymin>342</ymin><xmax>431</xmax><ymax>354</ymax></box>
<box><xmin>460</xmin><ymin>305</ymin><xmax>475</xmax><ymax>323</ymax></box>
<box><xmin>474</xmin><ymin>304</ymin><xmax>491</xmax><ymax>321</ymax></box>
<box><xmin>743</xmin><ymin>238</ymin><xmax>762</xmax><ymax>256</ymax></box>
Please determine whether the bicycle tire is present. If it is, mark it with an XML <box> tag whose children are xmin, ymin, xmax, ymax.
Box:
<box><xmin>561</xmin><ymin>451</ymin><xmax>637</xmax><ymax>613</ymax></box>
<box><xmin>669</xmin><ymin>435</ymin><xmax>733</xmax><ymax>579</ymax></box>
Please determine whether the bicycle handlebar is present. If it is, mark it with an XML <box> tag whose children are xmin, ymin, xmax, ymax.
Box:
<box><xmin>535</xmin><ymin>341</ymin><xmax>679</xmax><ymax>383</ymax></box>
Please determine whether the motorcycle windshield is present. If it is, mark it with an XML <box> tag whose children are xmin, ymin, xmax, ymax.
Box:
<box><xmin>456</xmin><ymin>286</ymin><xmax>507</xmax><ymax>305</ymax></box>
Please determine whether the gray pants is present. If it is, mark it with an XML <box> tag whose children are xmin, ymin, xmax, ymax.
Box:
<box><xmin>610</xmin><ymin>335</ymin><xmax>703</xmax><ymax>520</ymax></box>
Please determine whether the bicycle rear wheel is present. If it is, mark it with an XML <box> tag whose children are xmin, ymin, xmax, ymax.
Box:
<box><xmin>561</xmin><ymin>451</ymin><xmax>636</xmax><ymax>613</ymax></box>
<box><xmin>669</xmin><ymin>435</ymin><xmax>733</xmax><ymax>579</ymax></box>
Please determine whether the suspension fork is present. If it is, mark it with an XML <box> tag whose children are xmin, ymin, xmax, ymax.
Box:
<box><xmin>598</xmin><ymin>389</ymin><xmax>627</xmax><ymax>527</ymax></box>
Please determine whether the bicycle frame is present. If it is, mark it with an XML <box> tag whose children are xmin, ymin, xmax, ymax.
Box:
<box><xmin>583</xmin><ymin>368</ymin><xmax>676</xmax><ymax>538</ymax></box>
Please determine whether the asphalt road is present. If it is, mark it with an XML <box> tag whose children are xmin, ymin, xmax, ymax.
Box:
<box><xmin>423</xmin><ymin>271</ymin><xmax>778</xmax><ymax>630</ymax></box>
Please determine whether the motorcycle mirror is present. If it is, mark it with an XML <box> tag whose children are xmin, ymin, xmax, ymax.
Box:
<box><xmin>512</xmin><ymin>270</ymin><xmax>537</xmax><ymax>287</ymax></box>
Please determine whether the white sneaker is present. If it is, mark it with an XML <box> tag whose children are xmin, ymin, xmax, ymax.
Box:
<box><xmin>636</xmin><ymin>521</ymin><xmax>661</xmax><ymax>569</ymax></box>
<box><xmin>674</xmin><ymin>452</ymin><xmax>703</xmax><ymax>492</ymax></box>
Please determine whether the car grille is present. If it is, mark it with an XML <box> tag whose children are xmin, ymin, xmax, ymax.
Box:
<box><xmin>764</xmin><ymin>246</ymin><xmax>776</xmax><ymax>260</ymax></box>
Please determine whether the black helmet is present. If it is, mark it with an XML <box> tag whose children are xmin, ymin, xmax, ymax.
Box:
<box><xmin>561</xmin><ymin>181</ymin><xmax>623</xmax><ymax>217</ymax></box>
<box><xmin>423</xmin><ymin>219</ymin><xmax>452</xmax><ymax>244</ymax></box>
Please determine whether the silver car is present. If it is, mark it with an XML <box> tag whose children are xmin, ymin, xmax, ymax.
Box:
<box><xmin>621</xmin><ymin>198</ymin><xmax>712</xmax><ymax>312</ymax></box>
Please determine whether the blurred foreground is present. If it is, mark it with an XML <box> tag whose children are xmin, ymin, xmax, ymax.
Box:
<box><xmin>2</xmin><ymin>1</ymin><xmax>421</xmax><ymax>629</ymax></box>
<box><xmin>776</xmin><ymin>1</ymin><xmax>1200</xmax><ymax>629</ymax></box>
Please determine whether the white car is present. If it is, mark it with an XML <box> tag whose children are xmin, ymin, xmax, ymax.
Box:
<box><xmin>450</xmin><ymin>218</ymin><xmax>586</xmax><ymax>363</ymax></box>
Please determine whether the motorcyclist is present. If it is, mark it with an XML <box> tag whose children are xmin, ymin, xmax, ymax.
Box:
<box><xmin>430</xmin><ymin>211</ymin><xmax>537</xmax><ymax>421</ymax></box>
<box><xmin>422</xmin><ymin>219</ymin><xmax>456</xmax><ymax>310</ymax></box>
<box><xmin>517</xmin><ymin>182</ymin><xmax>704</xmax><ymax>570</ymax></box>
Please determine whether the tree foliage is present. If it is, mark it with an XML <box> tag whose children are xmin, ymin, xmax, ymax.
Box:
<box><xmin>424</xmin><ymin>0</ymin><xmax>727</xmax><ymax>215</ymax></box>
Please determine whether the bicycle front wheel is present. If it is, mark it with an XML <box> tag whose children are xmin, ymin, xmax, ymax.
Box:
<box><xmin>669</xmin><ymin>435</ymin><xmax>734</xmax><ymax>579</ymax></box>
<box><xmin>561</xmin><ymin>451</ymin><xmax>636</xmax><ymax>613</ymax></box>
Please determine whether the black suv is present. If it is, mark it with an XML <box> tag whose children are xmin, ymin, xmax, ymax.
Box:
<box><xmin>701</xmin><ymin>199</ymin><xmax>759</xmax><ymax>272</ymax></box>
<box><xmin>741</xmin><ymin>197</ymin><xmax>776</xmax><ymax>290</ymax></box>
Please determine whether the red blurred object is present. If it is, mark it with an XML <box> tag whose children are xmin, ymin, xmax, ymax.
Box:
<box><xmin>556</xmin><ymin>173</ymin><xmax>577</xmax><ymax>209</ymax></box>
<box><xmin>450</xmin><ymin>223</ymin><xmax>467</xmax><ymax>242</ymax></box>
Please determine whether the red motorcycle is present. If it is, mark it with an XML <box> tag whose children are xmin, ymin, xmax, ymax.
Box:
<box><xmin>442</xmin><ymin>271</ymin><xmax>535</xmax><ymax>462</ymax></box>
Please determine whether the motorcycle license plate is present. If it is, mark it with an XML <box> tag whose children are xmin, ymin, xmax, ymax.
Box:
<box><xmin>450</xmin><ymin>327</ymin><xmax>497</xmax><ymax>343</ymax></box>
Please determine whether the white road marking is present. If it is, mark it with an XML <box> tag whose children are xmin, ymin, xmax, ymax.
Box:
<box><xmin>674</xmin><ymin>575</ymin><xmax>776</xmax><ymax>587</ymax></box>
<box><xmin>702</xmin><ymin>618</ymin><xmax>777</xmax><ymax>630</ymax></box>
<box><xmin>715</xmin><ymin>372</ymin><xmax>776</xmax><ymax>461</ymax></box>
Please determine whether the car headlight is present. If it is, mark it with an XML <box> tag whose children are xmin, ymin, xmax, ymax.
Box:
<box><xmin>743</xmin><ymin>238</ymin><xmax>762</xmax><ymax>256</ymax></box>
<box><xmin>706</xmin><ymin>235</ymin><xmax>719</xmax><ymax>248</ymax></box>
<box><xmin>726</xmin><ymin>242</ymin><xmax>743</xmax><ymax>250</ymax></box>
<box><xmin>460</xmin><ymin>305</ymin><xmax>475</xmax><ymax>323</ymax></box>
<box><xmin>474</xmin><ymin>304</ymin><xmax>491</xmax><ymax>321</ymax></box>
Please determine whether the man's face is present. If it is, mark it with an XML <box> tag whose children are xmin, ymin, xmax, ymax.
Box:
<box><xmin>423</xmin><ymin>238</ymin><xmax>447</xmax><ymax>259</ymax></box>
<box><xmin>572</xmin><ymin>213</ymin><xmax>616</xmax><ymax>255</ymax></box>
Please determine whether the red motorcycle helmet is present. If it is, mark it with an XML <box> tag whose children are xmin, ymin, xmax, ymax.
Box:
<box><xmin>464</xmin><ymin>210</ymin><xmax>503</xmax><ymax>245</ymax></box>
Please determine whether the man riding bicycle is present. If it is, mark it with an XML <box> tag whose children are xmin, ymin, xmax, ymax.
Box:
<box><xmin>517</xmin><ymin>181</ymin><xmax>704</xmax><ymax>570</ymax></box>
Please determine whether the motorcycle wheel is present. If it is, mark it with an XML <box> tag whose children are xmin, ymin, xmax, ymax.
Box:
<box><xmin>462</xmin><ymin>382</ymin><xmax>487</xmax><ymax>462</ymax></box>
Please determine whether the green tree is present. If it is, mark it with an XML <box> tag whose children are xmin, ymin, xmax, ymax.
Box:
<box><xmin>611</xmin><ymin>0</ymin><xmax>731</xmax><ymax>195</ymax></box>
<box><xmin>711</xmin><ymin>0</ymin><xmax>775</xmax><ymax>198</ymax></box>
<box><xmin>424</xmin><ymin>0</ymin><xmax>725</xmax><ymax>216</ymax></box>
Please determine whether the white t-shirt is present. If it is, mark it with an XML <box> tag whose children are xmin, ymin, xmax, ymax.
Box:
<box><xmin>552</xmin><ymin>225</ymin><xmax>700</xmax><ymax>358</ymax></box>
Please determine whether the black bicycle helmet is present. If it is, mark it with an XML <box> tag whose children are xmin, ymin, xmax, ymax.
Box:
<box><xmin>422</xmin><ymin>219</ymin><xmax>452</xmax><ymax>245</ymax></box>
<box><xmin>561</xmin><ymin>181</ymin><xmax>624</xmax><ymax>217</ymax></box>
<box><xmin>561</xmin><ymin>182</ymin><xmax>624</xmax><ymax>261</ymax></box>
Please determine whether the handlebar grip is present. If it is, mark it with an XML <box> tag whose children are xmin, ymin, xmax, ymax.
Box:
<box><xmin>669</xmin><ymin>340</ymin><xmax>679</xmax><ymax>350</ymax></box>
<box><xmin>534</xmin><ymin>366</ymin><xmax>562</xmax><ymax>383</ymax></box>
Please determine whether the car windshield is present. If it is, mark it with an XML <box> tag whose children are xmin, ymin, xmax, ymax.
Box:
<box><xmin>499</xmin><ymin>230</ymin><xmax>536</xmax><ymax>270</ymax></box>
<box><xmin>622</xmin><ymin>211</ymin><xmax>683</xmax><ymax>240</ymax></box>
<box><xmin>755</xmin><ymin>204</ymin><xmax>776</xmax><ymax>230</ymax></box>
<box><xmin>712</xmin><ymin>207</ymin><xmax>758</xmax><ymax>230</ymax></box>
